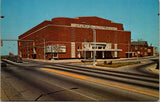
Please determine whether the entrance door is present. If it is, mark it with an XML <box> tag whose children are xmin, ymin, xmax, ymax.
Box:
<box><xmin>96</xmin><ymin>51</ymin><xmax>102</xmax><ymax>59</ymax></box>
<box><xmin>105</xmin><ymin>51</ymin><xmax>112</xmax><ymax>59</ymax></box>
<box><xmin>86</xmin><ymin>51</ymin><xmax>91</xmax><ymax>59</ymax></box>
<box><xmin>32</xmin><ymin>54</ymin><xmax>37</xmax><ymax>59</ymax></box>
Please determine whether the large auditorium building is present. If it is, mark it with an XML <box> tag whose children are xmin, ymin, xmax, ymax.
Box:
<box><xmin>18</xmin><ymin>16</ymin><xmax>131</xmax><ymax>60</ymax></box>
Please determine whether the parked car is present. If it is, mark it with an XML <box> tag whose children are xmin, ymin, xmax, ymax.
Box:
<box><xmin>15</xmin><ymin>57</ymin><xmax>23</xmax><ymax>63</ymax></box>
<box><xmin>7</xmin><ymin>56</ymin><xmax>23</xmax><ymax>63</ymax></box>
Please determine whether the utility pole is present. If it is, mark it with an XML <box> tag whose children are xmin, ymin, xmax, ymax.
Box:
<box><xmin>81</xmin><ymin>22</ymin><xmax>97</xmax><ymax>66</ymax></box>
<box><xmin>137</xmin><ymin>41</ymin><xmax>139</xmax><ymax>61</ymax></box>
<box><xmin>1</xmin><ymin>39</ymin><xmax>34</xmax><ymax>57</ymax></box>
<box><xmin>43</xmin><ymin>38</ymin><xmax>45</xmax><ymax>60</ymax></box>
<box><xmin>27</xmin><ymin>42</ymin><xmax>29</xmax><ymax>58</ymax></box>
<box><xmin>36</xmin><ymin>36</ymin><xmax>45</xmax><ymax>60</ymax></box>
<box><xmin>128</xmin><ymin>42</ymin><xmax>129</xmax><ymax>58</ymax></box>
<box><xmin>92</xmin><ymin>27</ymin><xmax>96</xmax><ymax>66</ymax></box>
<box><xmin>84</xmin><ymin>39</ymin><xmax>86</xmax><ymax>60</ymax></box>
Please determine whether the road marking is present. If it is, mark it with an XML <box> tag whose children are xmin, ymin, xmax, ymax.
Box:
<box><xmin>42</xmin><ymin>68</ymin><xmax>88</xmax><ymax>80</ymax></box>
<box><xmin>41</xmin><ymin>68</ymin><xmax>97</xmax><ymax>100</ymax></box>
<box><xmin>88</xmin><ymin>78</ymin><xmax>159</xmax><ymax>98</ymax></box>
<box><xmin>42</xmin><ymin>68</ymin><xmax>159</xmax><ymax>98</ymax></box>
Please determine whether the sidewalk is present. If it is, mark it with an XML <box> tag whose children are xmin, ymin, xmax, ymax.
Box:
<box><xmin>24</xmin><ymin>57</ymin><xmax>159</xmax><ymax>73</ymax></box>
<box><xmin>1</xmin><ymin>88</ymin><xmax>9</xmax><ymax>101</ymax></box>
<box><xmin>25</xmin><ymin>57</ymin><xmax>138</xmax><ymax>64</ymax></box>
<box><xmin>25</xmin><ymin>55</ymin><xmax>158</xmax><ymax>63</ymax></box>
<box><xmin>26</xmin><ymin>58</ymin><xmax>82</xmax><ymax>63</ymax></box>
<box><xmin>24</xmin><ymin>57</ymin><xmax>141</xmax><ymax>70</ymax></box>
<box><xmin>148</xmin><ymin>64</ymin><xmax>159</xmax><ymax>74</ymax></box>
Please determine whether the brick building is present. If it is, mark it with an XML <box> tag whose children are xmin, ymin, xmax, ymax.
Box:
<box><xmin>131</xmin><ymin>41</ymin><xmax>148</xmax><ymax>57</ymax></box>
<box><xmin>18</xmin><ymin>16</ymin><xmax>131</xmax><ymax>59</ymax></box>
<box><xmin>131</xmin><ymin>41</ymin><xmax>158</xmax><ymax>57</ymax></box>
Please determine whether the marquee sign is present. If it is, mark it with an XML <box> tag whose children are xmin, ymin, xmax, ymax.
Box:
<box><xmin>52</xmin><ymin>45</ymin><xmax>66</xmax><ymax>53</ymax></box>
<box><xmin>45</xmin><ymin>45</ymin><xmax>66</xmax><ymax>53</ymax></box>
<box><xmin>71</xmin><ymin>23</ymin><xmax>117</xmax><ymax>30</ymax></box>
<box><xmin>45</xmin><ymin>45</ymin><xmax>52</xmax><ymax>53</ymax></box>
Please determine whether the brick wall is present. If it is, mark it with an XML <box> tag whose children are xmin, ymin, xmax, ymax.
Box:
<box><xmin>19</xmin><ymin>16</ymin><xmax>131</xmax><ymax>59</ymax></box>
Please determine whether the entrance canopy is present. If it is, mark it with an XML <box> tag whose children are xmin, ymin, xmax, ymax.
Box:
<box><xmin>78</xmin><ymin>49</ymin><xmax>122</xmax><ymax>52</ymax></box>
<box><xmin>78</xmin><ymin>42</ymin><xmax>122</xmax><ymax>52</ymax></box>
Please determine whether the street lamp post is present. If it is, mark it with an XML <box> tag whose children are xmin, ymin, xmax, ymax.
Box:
<box><xmin>84</xmin><ymin>39</ymin><xmax>86</xmax><ymax>60</ymax></box>
<box><xmin>91</xmin><ymin>27</ymin><xmax>96</xmax><ymax>66</ymax></box>
<box><xmin>27</xmin><ymin>42</ymin><xmax>29</xmax><ymax>58</ymax></box>
<box><xmin>128</xmin><ymin>41</ymin><xmax>130</xmax><ymax>58</ymax></box>
<box><xmin>43</xmin><ymin>38</ymin><xmax>45</xmax><ymax>60</ymax></box>
<box><xmin>82</xmin><ymin>22</ymin><xmax>96</xmax><ymax>66</ymax></box>
<box><xmin>131</xmin><ymin>39</ymin><xmax>133</xmax><ymax>57</ymax></box>
<box><xmin>36</xmin><ymin>36</ymin><xmax>45</xmax><ymax>60</ymax></box>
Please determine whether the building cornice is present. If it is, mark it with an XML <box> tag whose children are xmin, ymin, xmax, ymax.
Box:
<box><xmin>20</xmin><ymin>24</ymin><xmax>131</xmax><ymax>40</ymax></box>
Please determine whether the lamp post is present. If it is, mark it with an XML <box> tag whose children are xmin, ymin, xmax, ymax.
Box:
<box><xmin>84</xmin><ymin>39</ymin><xmax>86</xmax><ymax>60</ymax></box>
<box><xmin>82</xmin><ymin>22</ymin><xmax>96</xmax><ymax>66</ymax></box>
<box><xmin>131</xmin><ymin>39</ymin><xmax>133</xmax><ymax>57</ymax></box>
<box><xmin>91</xmin><ymin>27</ymin><xmax>96</xmax><ymax>66</ymax></box>
<box><xmin>43</xmin><ymin>38</ymin><xmax>45</xmax><ymax>60</ymax></box>
<box><xmin>36</xmin><ymin>36</ymin><xmax>45</xmax><ymax>60</ymax></box>
<box><xmin>128</xmin><ymin>41</ymin><xmax>130</xmax><ymax>58</ymax></box>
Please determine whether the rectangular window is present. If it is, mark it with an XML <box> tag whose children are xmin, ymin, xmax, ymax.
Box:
<box><xmin>54</xmin><ymin>53</ymin><xmax>58</xmax><ymax>58</ymax></box>
<box><xmin>145</xmin><ymin>52</ymin><xmax>147</xmax><ymax>55</ymax></box>
<box><xmin>135</xmin><ymin>46</ymin><xmax>138</xmax><ymax>50</ymax></box>
<box><xmin>145</xmin><ymin>47</ymin><xmax>147</xmax><ymax>50</ymax></box>
<box><xmin>92</xmin><ymin>47</ymin><xmax>96</xmax><ymax>49</ymax></box>
<box><xmin>98</xmin><ymin>47</ymin><xmax>102</xmax><ymax>49</ymax></box>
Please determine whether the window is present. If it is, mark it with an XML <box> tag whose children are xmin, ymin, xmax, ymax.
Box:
<box><xmin>98</xmin><ymin>47</ymin><xmax>102</xmax><ymax>49</ymax></box>
<box><xmin>145</xmin><ymin>47</ymin><xmax>147</xmax><ymax>50</ymax></box>
<box><xmin>135</xmin><ymin>46</ymin><xmax>138</xmax><ymax>50</ymax></box>
<box><xmin>145</xmin><ymin>52</ymin><xmax>147</xmax><ymax>55</ymax></box>
<box><xmin>54</xmin><ymin>53</ymin><xmax>58</xmax><ymax>58</ymax></box>
<box><xmin>92</xmin><ymin>47</ymin><xmax>96</xmax><ymax>49</ymax></box>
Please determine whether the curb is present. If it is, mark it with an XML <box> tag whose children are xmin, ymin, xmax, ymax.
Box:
<box><xmin>148</xmin><ymin>64</ymin><xmax>159</xmax><ymax>74</ymax></box>
<box><xmin>1</xmin><ymin>88</ymin><xmax>10</xmax><ymax>101</ymax></box>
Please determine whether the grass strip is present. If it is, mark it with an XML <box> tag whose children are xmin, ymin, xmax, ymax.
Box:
<box><xmin>96</xmin><ymin>62</ymin><xmax>140</xmax><ymax>68</ymax></box>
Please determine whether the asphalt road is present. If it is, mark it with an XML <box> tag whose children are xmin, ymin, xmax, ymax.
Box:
<box><xmin>1</xmin><ymin>58</ymin><xmax>159</xmax><ymax>101</ymax></box>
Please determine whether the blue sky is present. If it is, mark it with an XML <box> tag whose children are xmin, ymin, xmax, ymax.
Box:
<box><xmin>1</xmin><ymin>0</ymin><xmax>159</xmax><ymax>55</ymax></box>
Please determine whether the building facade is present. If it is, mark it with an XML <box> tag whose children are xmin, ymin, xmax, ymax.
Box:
<box><xmin>153</xmin><ymin>47</ymin><xmax>158</xmax><ymax>56</ymax></box>
<box><xmin>18</xmin><ymin>16</ymin><xmax>131</xmax><ymax>59</ymax></box>
<box><xmin>131</xmin><ymin>41</ymin><xmax>157</xmax><ymax>57</ymax></box>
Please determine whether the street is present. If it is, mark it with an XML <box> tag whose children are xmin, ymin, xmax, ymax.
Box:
<box><xmin>1</xmin><ymin>57</ymin><xmax>159</xmax><ymax>101</ymax></box>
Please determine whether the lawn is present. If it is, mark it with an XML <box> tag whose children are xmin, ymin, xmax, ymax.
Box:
<box><xmin>96</xmin><ymin>62</ymin><xmax>141</xmax><ymax>68</ymax></box>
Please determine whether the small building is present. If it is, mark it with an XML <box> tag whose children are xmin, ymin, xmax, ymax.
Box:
<box><xmin>153</xmin><ymin>47</ymin><xmax>158</xmax><ymax>56</ymax></box>
<box><xmin>131</xmin><ymin>41</ymin><xmax>157</xmax><ymax>57</ymax></box>
<box><xmin>147</xmin><ymin>46</ymin><xmax>153</xmax><ymax>56</ymax></box>
<box><xmin>18</xmin><ymin>16</ymin><xmax>131</xmax><ymax>59</ymax></box>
